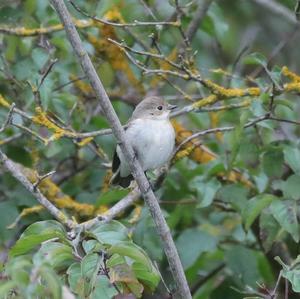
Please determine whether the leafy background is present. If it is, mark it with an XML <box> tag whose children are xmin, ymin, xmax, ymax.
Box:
<box><xmin>1</xmin><ymin>0</ymin><xmax>300</xmax><ymax>298</ymax></box>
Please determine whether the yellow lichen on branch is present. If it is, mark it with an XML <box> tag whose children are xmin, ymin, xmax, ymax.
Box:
<box><xmin>284</xmin><ymin>82</ymin><xmax>300</xmax><ymax>93</ymax></box>
<box><xmin>70</xmin><ymin>75</ymin><xmax>93</xmax><ymax>96</ymax></box>
<box><xmin>282</xmin><ymin>66</ymin><xmax>300</xmax><ymax>93</ymax></box>
<box><xmin>172</xmin><ymin>120</ymin><xmax>253</xmax><ymax>187</ymax></box>
<box><xmin>203</xmin><ymin>80</ymin><xmax>261</xmax><ymax>98</ymax></box>
<box><xmin>32</xmin><ymin>107</ymin><xmax>75</xmax><ymax>142</ymax></box>
<box><xmin>0</xmin><ymin>94</ymin><xmax>11</xmax><ymax>108</ymax></box>
<box><xmin>77</xmin><ymin>137</ymin><xmax>94</xmax><ymax>147</ymax></box>
<box><xmin>192</xmin><ymin>95</ymin><xmax>218</xmax><ymax>109</ymax></box>
<box><xmin>0</xmin><ymin>19</ymin><xmax>94</xmax><ymax>37</ymax></box>
<box><xmin>282</xmin><ymin>66</ymin><xmax>300</xmax><ymax>83</ymax></box>
<box><xmin>10</xmin><ymin>164</ymin><xmax>109</xmax><ymax>225</ymax></box>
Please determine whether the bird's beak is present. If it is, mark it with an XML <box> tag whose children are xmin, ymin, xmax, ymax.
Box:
<box><xmin>167</xmin><ymin>104</ymin><xmax>177</xmax><ymax>110</ymax></box>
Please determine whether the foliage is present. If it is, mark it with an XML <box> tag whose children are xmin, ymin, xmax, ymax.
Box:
<box><xmin>1</xmin><ymin>0</ymin><xmax>300</xmax><ymax>298</ymax></box>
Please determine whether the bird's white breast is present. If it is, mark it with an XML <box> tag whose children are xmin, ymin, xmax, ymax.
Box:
<box><xmin>118</xmin><ymin>118</ymin><xmax>175</xmax><ymax>176</ymax></box>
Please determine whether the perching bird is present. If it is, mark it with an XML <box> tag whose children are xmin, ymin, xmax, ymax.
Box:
<box><xmin>111</xmin><ymin>96</ymin><xmax>176</xmax><ymax>188</ymax></box>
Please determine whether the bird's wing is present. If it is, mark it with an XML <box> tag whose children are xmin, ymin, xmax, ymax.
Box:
<box><xmin>110</xmin><ymin>122</ymin><xmax>135</xmax><ymax>187</ymax></box>
<box><xmin>112</xmin><ymin>149</ymin><xmax>120</xmax><ymax>173</ymax></box>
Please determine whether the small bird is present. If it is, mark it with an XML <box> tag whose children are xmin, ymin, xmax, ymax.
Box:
<box><xmin>111</xmin><ymin>96</ymin><xmax>176</xmax><ymax>188</ymax></box>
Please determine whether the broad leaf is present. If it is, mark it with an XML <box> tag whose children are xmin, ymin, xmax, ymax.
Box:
<box><xmin>242</xmin><ymin>194</ymin><xmax>277</xmax><ymax>230</ymax></box>
<box><xmin>88</xmin><ymin>221</ymin><xmax>129</xmax><ymax>245</ymax></box>
<box><xmin>270</xmin><ymin>199</ymin><xmax>299</xmax><ymax>242</ymax></box>
<box><xmin>10</xmin><ymin>220</ymin><xmax>68</xmax><ymax>256</ymax></box>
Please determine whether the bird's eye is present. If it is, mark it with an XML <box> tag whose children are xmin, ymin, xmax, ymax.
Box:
<box><xmin>157</xmin><ymin>106</ymin><xmax>163</xmax><ymax>110</ymax></box>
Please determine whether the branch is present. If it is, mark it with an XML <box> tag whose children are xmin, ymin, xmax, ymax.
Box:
<box><xmin>69</xmin><ymin>1</ymin><xmax>179</xmax><ymax>27</ymax></box>
<box><xmin>82</xmin><ymin>188</ymin><xmax>141</xmax><ymax>230</ymax></box>
<box><xmin>175</xmin><ymin>113</ymin><xmax>270</xmax><ymax>153</ymax></box>
<box><xmin>0</xmin><ymin>19</ymin><xmax>94</xmax><ymax>36</ymax></box>
<box><xmin>0</xmin><ymin>150</ymin><xmax>74</xmax><ymax>229</ymax></box>
<box><xmin>251</xmin><ymin>0</ymin><xmax>298</xmax><ymax>24</ymax></box>
<box><xmin>49</xmin><ymin>1</ymin><xmax>191</xmax><ymax>298</ymax></box>
<box><xmin>179</xmin><ymin>0</ymin><xmax>214</xmax><ymax>50</ymax></box>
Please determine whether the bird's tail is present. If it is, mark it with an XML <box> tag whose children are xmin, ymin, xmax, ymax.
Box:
<box><xmin>110</xmin><ymin>169</ymin><xmax>134</xmax><ymax>188</ymax></box>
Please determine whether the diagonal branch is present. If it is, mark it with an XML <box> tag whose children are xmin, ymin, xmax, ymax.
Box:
<box><xmin>49</xmin><ymin>0</ymin><xmax>191</xmax><ymax>298</ymax></box>
<box><xmin>178</xmin><ymin>0</ymin><xmax>214</xmax><ymax>52</ymax></box>
<box><xmin>0</xmin><ymin>150</ymin><xmax>74</xmax><ymax>229</ymax></box>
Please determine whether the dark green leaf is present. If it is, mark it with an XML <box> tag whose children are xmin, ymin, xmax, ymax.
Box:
<box><xmin>10</xmin><ymin>221</ymin><xmax>68</xmax><ymax>256</ymax></box>
<box><xmin>242</xmin><ymin>194</ymin><xmax>277</xmax><ymax>230</ymax></box>
<box><xmin>284</xmin><ymin>145</ymin><xmax>300</xmax><ymax>175</ymax></box>
<box><xmin>270</xmin><ymin>199</ymin><xmax>299</xmax><ymax>242</ymax></box>
<box><xmin>176</xmin><ymin>229</ymin><xmax>217</xmax><ymax>269</ymax></box>
<box><xmin>88</xmin><ymin>220</ymin><xmax>129</xmax><ymax>245</ymax></box>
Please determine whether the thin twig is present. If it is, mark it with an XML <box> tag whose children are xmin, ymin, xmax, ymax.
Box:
<box><xmin>0</xmin><ymin>133</ymin><xmax>22</xmax><ymax>146</ymax></box>
<box><xmin>178</xmin><ymin>0</ymin><xmax>214</xmax><ymax>52</ymax></box>
<box><xmin>33</xmin><ymin>170</ymin><xmax>56</xmax><ymax>190</ymax></box>
<box><xmin>0</xmin><ymin>103</ymin><xmax>15</xmax><ymax>133</ymax></box>
<box><xmin>175</xmin><ymin>113</ymin><xmax>270</xmax><ymax>153</ymax></box>
<box><xmin>69</xmin><ymin>0</ymin><xmax>179</xmax><ymax>27</ymax></box>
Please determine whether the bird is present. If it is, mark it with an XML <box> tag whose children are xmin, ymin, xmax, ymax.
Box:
<box><xmin>111</xmin><ymin>96</ymin><xmax>177</xmax><ymax>188</ymax></box>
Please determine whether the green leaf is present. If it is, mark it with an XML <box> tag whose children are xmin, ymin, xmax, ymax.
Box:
<box><xmin>5</xmin><ymin>256</ymin><xmax>32</xmax><ymax>286</ymax></box>
<box><xmin>81</xmin><ymin>253</ymin><xmax>102</xmax><ymax>297</ymax></box>
<box><xmin>176</xmin><ymin>229</ymin><xmax>217</xmax><ymax>269</ymax></box>
<box><xmin>39</xmin><ymin>265</ymin><xmax>62</xmax><ymax>299</ymax></box>
<box><xmin>277</xmin><ymin>256</ymin><xmax>300</xmax><ymax>293</ymax></box>
<box><xmin>225</xmin><ymin>245</ymin><xmax>259</xmax><ymax>287</ymax></box>
<box><xmin>243</xmin><ymin>52</ymin><xmax>267</xmax><ymax>66</ymax></box>
<box><xmin>282</xmin><ymin>268</ymin><xmax>300</xmax><ymax>292</ymax></box>
<box><xmin>108</xmin><ymin>242</ymin><xmax>151</xmax><ymax>270</ymax></box>
<box><xmin>242</xmin><ymin>194</ymin><xmax>277</xmax><ymax>231</ymax></box>
<box><xmin>217</xmin><ymin>184</ymin><xmax>249</xmax><ymax>212</ymax></box>
<box><xmin>259</xmin><ymin>212</ymin><xmax>281</xmax><ymax>251</ymax></box>
<box><xmin>88</xmin><ymin>220</ymin><xmax>129</xmax><ymax>245</ymax></box>
<box><xmin>0</xmin><ymin>281</ymin><xmax>17</xmax><ymax>297</ymax></box>
<box><xmin>190</xmin><ymin>177</ymin><xmax>221</xmax><ymax>208</ymax></box>
<box><xmin>132</xmin><ymin>262</ymin><xmax>160</xmax><ymax>291</ymax></box>
<box><xmin>108</xmin><ymin>241</ymin><xmax>160</xmax><ymax>290</ymax></box>
<box><xmin>284</xmin><ymin>145</ymin><xmax>300</xmax><ymax>175</ymax></box>
<box><xmin>82</xmin><ymin>240</ymin><xmax>98</xmax><ymax>254</ymax></box>
<box><xmin>10</xmin><ymin>221</ymin><xmax>68</xmax><ymax>256</ymax></box>
<box><xmin>67</xmin><ymin>262</ymin><xmax>85</xmax><ymax>296</ymax></box>
<box><xmin>262</xmin><ymin>147</ymin><xmax>284</xmax><ymax>177</ymax></box>
<box><xmin>270</xmin><ymin>199</ymin><xmax>299</xmax><ymax>242</ymax></box>
<box><xmin>33</xmin><ymin>241</ymin><xmax>74</xmax><ymax>270</ymax></box>
<box><xmin>278</xmin><ymin>175</ymin><xmax>300</xmax><ymax>200</ymax></box>
<box><xmin>91</xmin><ymin>276</ymin><xmax>119</xmax><ymax>299</ymax></box>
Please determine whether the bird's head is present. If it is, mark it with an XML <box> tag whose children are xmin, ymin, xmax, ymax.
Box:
<box><xmin>132</xmin><ymin>96</ymin><xmax>177</xmax><ymax>120</ymax></box>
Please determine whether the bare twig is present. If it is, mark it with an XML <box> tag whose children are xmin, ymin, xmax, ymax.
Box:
<box><xmin>82</xmin><ymin>188</ymin><xmax>141</xmax><ymax>229</ymax></box>
<box><xmin>49</xmin><ymin>1</ymin><xmax>192</xmax><ymax>297</ymax></box>
<box><xmin>0</xmin><ymin>19</ymin><xmax>94</xmax><ymax>36</ymax></box>
<box><xmin>175</xmin><ymin>113</ymin><xmax>270</xmax><ymax>153</ymax></box>
<box><xmin>38</xmin><ymin>58</ymin><xmax>58</xmax><ymax>91</ymax></box>
<box><xmin>138</xmin><ymin>0</ymin><xmax>158</xmax><ymax>20</ymax></box>
<box><xmin>69</xmin><ymin>0</ymin><xmax>179</xmax><ymax>27</ymax></box>
<box><xmin>33</xmin><ymin>170</ymin><xmax>56</xmax><ymax>190</ymax></box>
<box><xmin>178</xmin><ymin>0</ymin><xmax>214</xmax><ymax>52</ymax></box>
<box><xmin>0</xmin><ymin>133</ymin><xmax>22</xmax><ymax>146</ymax></box>
<box><xmin>0</xmin><ymin>103</ymin><xmax>15</xmax><ymax>133</ymax></box>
